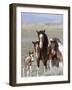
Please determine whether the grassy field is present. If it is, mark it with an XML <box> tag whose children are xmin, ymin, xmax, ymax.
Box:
<box><xmin>21</xmin><ymin>23</ymin><xmax>63</xmax><ymax>77</ymax></box>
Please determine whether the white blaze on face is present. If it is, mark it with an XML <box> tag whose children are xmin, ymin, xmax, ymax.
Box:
<box><xmin>39</xmin><ymin>34</ymin><xmax>44</xmax><ymax>49</ymax></box>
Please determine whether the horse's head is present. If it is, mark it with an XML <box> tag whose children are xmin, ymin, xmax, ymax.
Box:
<box><xmin>29</xmin><ymin>51</ymin><xmax>34</xmax><ymax>61</ymax></box>
<box><xmin>36</xmin><ymin>30</ymin><xmax>46</xmax><ymax>49</ymax></box>
<box><xmin>36</xmin><ymin>30</ymin><xmax>45</xmax><ymax>38</ymax></box>
<box><xmin>36</xmin><ymin>30</ymin><xmax>45</xmax><ymax>34</ymax></box>
<box><xmin>49</xmin><ymin>39</ymin><xmax>58</xmax><ymax>56</ymax></box>
<box><xmin>32</xmin><ymin>41</ymin><xmax>39</xmax><ymax>52</ymax></box>
<box><xmin>32</xmin><ymin>41</ymin><xmax>40</xmax><ymax>58</ymax></box>
<box><xmin>52</xmin><ymin>37</ymin><xmax>62</xmax><ymax>44</ymax></box>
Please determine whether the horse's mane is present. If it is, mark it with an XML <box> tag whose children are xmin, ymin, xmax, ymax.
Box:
<box><xmin>52</xmin><ymin>37</ymin><xmax>62</xmax><ymax>44</ymax></box>
<box><xmin>41</xmin><ymin>32</ymin><xmax>48</xmax><ymax>50</ymax></box>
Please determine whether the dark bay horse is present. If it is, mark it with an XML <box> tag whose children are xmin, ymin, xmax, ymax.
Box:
<box><xmin>36</xmin><ymin>30</ymin><xmax>49</xmax><ymax>72</ymax></box>
<box><xmin>36</xmin><ymin>30</ymin><xmax>48</xmax><ymax>50</ymax></box>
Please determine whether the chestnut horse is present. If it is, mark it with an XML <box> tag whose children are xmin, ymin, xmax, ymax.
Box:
<box><xmin>23</xmin><ymin>51</ymin><xmax>34</xmax><ymax>76</ymax></box>
<box><xmin>32</xmin><ymin>41</ymin><xmax>40</xmax><ymax>76</ymax></box>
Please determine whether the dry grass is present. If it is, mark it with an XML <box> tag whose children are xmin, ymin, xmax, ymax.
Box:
<box><xmin>21</xmin><ymin>23</ymin><xmax>63</xmax><ymax>77</ymax></box>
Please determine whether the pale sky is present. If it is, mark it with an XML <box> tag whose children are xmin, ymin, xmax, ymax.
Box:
<box><xmin>21</xmin><ymin>12</ymin><xmax>63</xmax><ymax>24</ymax></box>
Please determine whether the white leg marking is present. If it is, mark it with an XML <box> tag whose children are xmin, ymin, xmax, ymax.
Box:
<box><xmin>27</xmin><ymin>70</ymin><xmax>29</xmax><ymax>77</ymax></box>
<box><xmin>37</xmin><ymin>67</ymin><xmax>39</xmax><ymax>76</ymax></box>
<box><xmin>49</xmin><ymin>59</ymin><xmax>52</xmax><ymax>69</ymax></box>
<box><xmin>44</xmin><ymin>66</ymin><xmax>46</xmax><ymax>73</ymax></box>
<box><xmin>29</xmin><ymin>66</ymin><xmax>32</xmax><ymax>76</ymax></box>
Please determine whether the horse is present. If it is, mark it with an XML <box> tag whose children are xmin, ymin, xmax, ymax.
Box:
<box><xmin>23</xmin><ymin>51</ymin><xmax>34</xmax><ymax>77</ymax></box>
<box><xmin>36</xmin><ymin>30</ymin><xmax>48</xmax><ymax>50</ymax></box>
<box><xmin>36</xmin><ymin>30</ymin><xmax>49</xmax><ymax>73</ymax></box>
<box><xmin>49</xmin><ymin>37</ymin><xmax>63</xmax><ymax>56</ymax></box>
<box><xmin>32</xmin><ymin>41</ymin><xmax>40</xmax><ymax>76</ymax></box>
<box><xmin>48</xmin><ymin>38</ymin><xmax>63</xmax><ymax>67</ymax></box>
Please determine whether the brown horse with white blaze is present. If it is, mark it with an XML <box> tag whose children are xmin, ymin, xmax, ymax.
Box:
<box><xmin>32</xmin><ymin>30</ymin><xmax>49</xmax><ymax>75</ymax></box>
<box><xmin>36</xmin><ymin>30</ymin><xmax>49</xmax><ymax>70</ymax></box>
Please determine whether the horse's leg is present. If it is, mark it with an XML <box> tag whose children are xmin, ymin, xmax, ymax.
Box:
<box><xmin>49</xmin><ymin>59</ymin><xmax>52</xmax><ymax>69</ymax></box>
<box><xmin>37</xmin><ymin>66</ymin><xmax>39</xmax><ymax>76</ymax></box>
<box><xmin>23</xmin><ymin>65</ymin><xmax>26</xmax><ymax>77</ymax></box>
<box><xmin>56</xmin><ymin>60</ymin><xmax>59</xmax><ymax>67</ymax></box>
<box><xmin>29</xmin><ymin>66</ymin><xmax>32</xmax><ymax>76</ymax></box>
<box><xmin>48</xmin><ymin>56</ymin><xmax>52</xmax><ymax>69</ymax></box>
<box><xmin>44</xmin><ymin>65</ymin><xmax>46</xmax><ymax>73</ymax></box>
<box><xmin>37</xmin><ymin>59</ymin><xmax>40</xmax><ymax>76</ymax></box>
<box><xmin>56</xmin><ymin>56</ymin><xmax>59</xmax><ymax>67</ymax></box>
<box><xmin>53</xmin><ymin>57</ymin><xmax>59</xmax><ymax>68</ymax></box>
<box><xmin>27</xmin><ymin>66</ymin><xmax>30</xmax><ymax>77</ymax></box>
<box><xmin>43</xmin><ymin>59</ymin><xmax>47</xmax><ymax>73</ymax></box>
<box><xmin>58</xmin><ymin>52</ymin><xmax>63</xmax><ymax>67</ymax></box>
<box><xmin>52</xmin><ymin>56</ymin><xmax>56</xmax><ymax>67</ymax></box>
<box><xmin>23</xmin><ymin>66</ymin><xmax>25</xmax><ymax>77</ymax></box>
<box><xmin>59</xmin><ymin>55</ymin><xmax>63</xmax><ymax>67</ymax></box>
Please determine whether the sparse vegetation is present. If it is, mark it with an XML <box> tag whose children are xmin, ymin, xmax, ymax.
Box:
<box><xmin>21</xmin><ymin>24</ymin><xmax>63</xmax><ymax>77</ymax></box>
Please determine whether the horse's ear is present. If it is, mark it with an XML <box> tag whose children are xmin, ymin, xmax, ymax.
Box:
<box><xmin>29</xmin><ymin>51</ymin><xmax>31</xmax><ymax>55</ymax></box>
<box><xmin>38</xmin><ymin>42</ymin><xmax>39</xmax><ymax>45</ymax></box>
<box><xmin>32</xmin><ymin>41</ymin><xmax>34</xmax><ymax>44</ymax></box>
<box><xmin>44</xmin><ymin>30</ymin><xmax>45</xmax><ymax>32</ymax></box>
<box><xmin>37</xmin><ymin>40</ymin><xmax>39</xmax><ymax>44</ymax></box>
<box><xmin>36</xmin><ymin>30</ymin><xmax>38</xmax><ymax>33</ymax></box>
<box><xmin>32</xmin><ymin>51</ymin><xmax>34</xmax><ymax>54</ymax></box>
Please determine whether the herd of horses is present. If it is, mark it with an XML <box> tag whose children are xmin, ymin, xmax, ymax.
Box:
<box><xmin>23</xmin><ymin>30</ymin><xmax>63</xmax><ymax>76</ymax></box>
